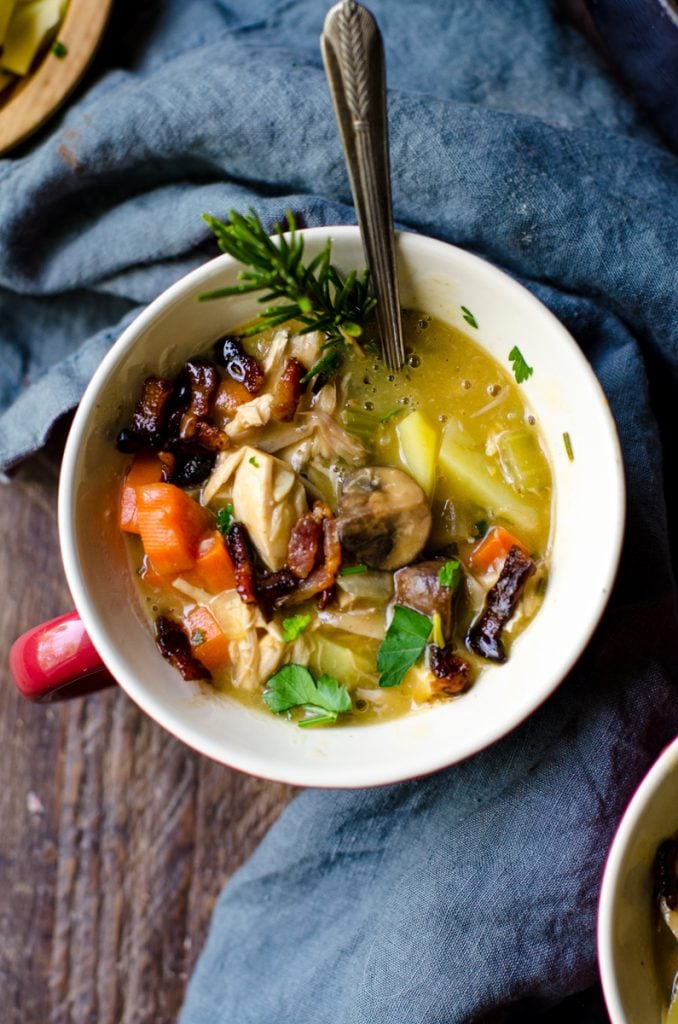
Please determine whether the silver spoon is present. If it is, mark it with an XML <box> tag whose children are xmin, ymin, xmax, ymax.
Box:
<box><xmin>321</xmin><ymin>0</ymin><xmax>405</xmax><ymax>371</ymax></box>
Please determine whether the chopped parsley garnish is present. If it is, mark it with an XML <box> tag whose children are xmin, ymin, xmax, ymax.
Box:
<box><xmin>263</xmin><ymin>664</ymin><xmax>352</xmax><ymax>726</ymax></box>
<box><xmin>461</xmin><ymin>306</ymin><xmax>478</xmax><ymax>329</ymax></box>
<box><xmin>191</xmin><ymin>630</ymin><xmax>206</xmax><ymax>647</ymax></box>
<box><xmin>377</xmin><ymin>605</ymin><xmax>431</xmax><ymax>688</ymax></box>
<box><xmin>216</xmin><ymin>504</ymin><xmax>235</xmax><ymax>535</ymax></box>
<box><xmin>508</xmin><ymin>346</ymin><xmax>533</xmax><ymax>384</ymax></box>
<box><xmin>563</xmin><ymin>431</ymin><xmax>574</xmax><ymax>461</ymax></box>
<box><xmin>281</xmin><ymin>613</ymin><xmax>312</xmax><ymax>643</ymax></box>
<box><xmin>340</xmin><ymin>564</ymin><xmax>368</xmax><ymax>576</ymax></box>
<box><xmin>51</xmin><ymin>40</ymin><xmax>68</xmax><ymax>58</ymax></box>
<box><xmin>474</xmin><ymin>519</ymin><xmax>488</xmax><ymax>539</ymax></box>
<box><xmin>438</xmin><ymin>559</ymin><xmax>462</xmax><ymax>589</ymax></box>
<box><xmin>249</xmin><ymin>455</ymin><xmax>260</xmax><ymax>467</ymax></box>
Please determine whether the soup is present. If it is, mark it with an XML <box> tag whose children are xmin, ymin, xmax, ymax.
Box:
<box><xmin>654</xmin><ymin>835</ymin><xmax>678</xmax><ymax>1023</ymax></box>
<box><xmin>115</xmin><ymin>310</ymin><xmax>552</xmax><ymax>728</ymax></box>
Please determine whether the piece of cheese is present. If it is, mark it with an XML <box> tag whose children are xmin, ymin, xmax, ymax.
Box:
<box><xmin>0</xmin><ymin>0</ymin><xmax>19</xmax><ymax>46</ymax></box>
<box><xmin>1</xmin><ymin>0</ymin><xmax>61</xmax><ymax>76</ymax></box>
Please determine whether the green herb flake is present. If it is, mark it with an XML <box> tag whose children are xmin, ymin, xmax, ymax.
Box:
<box><xmin>438</xmin><ymin>559</ymin><xmax>462</xmax><ymax>590</ymax></box>
<box><xmin>474</xmin><ymin>519</ymin><xmax>488</xmax><ymax>539</ymax></box>
<box><xmin>191</xmin><ymin>629</ymin><xmax>206</xmax><ymax>647</ymax></box>
<box><xmin>281</xmin><ymin>613</ymin><xmax>312</xmax><ymax>643</ymax></box>
<box><xmin>51</xmin><ymin>40</ymin><xmax>68</xmax><ymax>58</ymax></box>
<box><xmin>508</xmin><ymin>345</ymin><xmax>533</xmax><ymax>384</ymax></box>
<box><xmin>340</xmin><ymin>564</ymin><xmax>368</xmax><ymax>577</ymax></box>
<box><xmin>216</xmin><ymin>504</ymin><xmax>235</xmax><ymax>536</ymax></box>
<box><xmin>461</xmin><ymin>306</ymin><xmax>478</xmax><ymax>329</ymax></box>
<box><xmin>563</xmin><ymin>431</ymin><xmax>574</xmax><ymax>461</ymax></box>
<box><xmin>263</xmin><ymin>665</ymin><xmax>352</xmax><ymax>727</ymax></box>
<box><xmin>249</xmin><ymin>455</ymin><xmax>260</xmax><ymax>468</ymax></box>
<box><xmin>380</xmin><ymin>406</ymin><xmax>405</xmax><ymax>424</ymax></box>
<box><xmin>377</xmin><ymin>605</ymin><xmax>432</xmax><ymax>688</ymax></box>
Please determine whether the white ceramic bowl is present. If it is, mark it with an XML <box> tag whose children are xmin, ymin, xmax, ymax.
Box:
<box><xmin>58</xmin><ymin>227</ymin><xmax>625</xmax><ymax>787</ymax></box>
<box><xmin>598</xmin><ymin>736</ymin><xmax>678</xmax><ymax>1023</ymax></box>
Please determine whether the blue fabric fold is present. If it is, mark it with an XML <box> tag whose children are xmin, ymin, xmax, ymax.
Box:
<box><xmin>2</xmin><ymin>1</ymin><xmax>677</xmax><ymax>1020</ymax></box>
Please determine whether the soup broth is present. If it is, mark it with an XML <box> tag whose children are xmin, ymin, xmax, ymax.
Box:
<box><xmin>118</xmin><ymin>310</ymin><xmax>552</xmax><ymax>728</ymax></box>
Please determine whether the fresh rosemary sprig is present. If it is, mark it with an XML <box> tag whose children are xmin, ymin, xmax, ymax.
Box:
<box><xmin>199</xmin><ymin>209</ymin><xmax>377</xmax><ymax>382</ymax></box>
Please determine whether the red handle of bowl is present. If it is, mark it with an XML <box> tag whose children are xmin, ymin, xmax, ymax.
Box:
<box><xmin>9</xmin><ymin>611</ymin><xmax>117</xmax><ymax>702</ymax></box>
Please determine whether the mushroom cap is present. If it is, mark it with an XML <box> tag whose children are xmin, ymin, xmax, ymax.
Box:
<box><xmin>336</xmin><ymin>466</ymin><xmax>432</xmax><ymax>570</ymax></box>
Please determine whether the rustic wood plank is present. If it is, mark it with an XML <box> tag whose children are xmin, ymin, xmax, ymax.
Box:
<box><xmin>0</xmin><ymin>433</ymin><xmax>295</xmax><ymax>1024</ymax></box>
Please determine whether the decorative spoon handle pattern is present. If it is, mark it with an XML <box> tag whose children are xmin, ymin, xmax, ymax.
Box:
<box><xmin>321</xmin><ymin>0</ymin><xmax>405</xmax><ymax>371</ymax></box>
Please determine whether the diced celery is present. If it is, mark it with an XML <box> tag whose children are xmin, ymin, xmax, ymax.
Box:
<box><xmin>309</xmin><ymin>631</ymin><xmax>376</xmax><ymax>684</ymax></box>
<box><xmin>340</xmin><ymin>407</ymin><xmax>378</xmax><ymax>447</ymax></box>
<box><xmin>2</xmin><ymin>0</ymin><xmax>60</xmax><ymax>76</ymax></box>
<box><xmin>438</xmin><ymin>420</ymin><xmax>539</xmax><ymax>535</ymax></box>
<box><xmin>396</xmin><ymin>409</ymin><xmax>439</xmax><ymax>496</ymax></box>
<box><xmin>497</xmin><ymin>429</ymin><xmax>550</xmax><ymax>494</ymax></box>
<box><xmin>0</xmin><ymin>0</ymin><xmax>18</xmax><ymax>46</ymax></box>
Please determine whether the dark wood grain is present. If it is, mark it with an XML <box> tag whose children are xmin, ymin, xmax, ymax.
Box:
<box><xmin>0</xmin><ymin>431</ymin><xmax>295</xmax><ymax>1023</ymax></box>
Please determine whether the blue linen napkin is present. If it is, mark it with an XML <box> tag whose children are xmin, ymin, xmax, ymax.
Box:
<box><xmin>2</xmin><ymin>1</ymin><xmax>677</xmax><ymax>1021</ymax></box>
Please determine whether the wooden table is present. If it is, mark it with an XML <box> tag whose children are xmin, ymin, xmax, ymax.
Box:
<box><xmin>0</xmin><ymin>427</ymin><xmax>295</xmax><ymax>1023</ymax></box>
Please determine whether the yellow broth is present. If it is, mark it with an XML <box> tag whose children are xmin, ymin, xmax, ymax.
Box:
<box><xmin>127</xmin><ymin>309</ymin><xmax>553</xmax><ymax>726</ymax></box>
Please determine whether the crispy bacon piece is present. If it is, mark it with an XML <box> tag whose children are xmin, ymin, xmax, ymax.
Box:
<box><xmin>214</xmin><ymin>378</ymin><xmax>252</xmax><ymax>420</ymax></box>
<box><xmin>155</xmin><ymin>615</ymin><xmax>209</xmax><ymax>681</ymax></box>
<box><xmin>158</xmin><ymin>451</ymin><xmax>176</xmax><ymax>481</ymax></box>
<box><xmin>116</xmin><ymin>375</ymin><xmax>174</xmax><ymax>452</ymax></box>
<box><xmin>466</xmin><ymin>546</ymin><xmax>536</xmax><ymax>663</ymax></box>
<box><xmin>226</xmin><ymin>522</ymin><xmax>258</xmax><ymax>604</ymax></box>
<box><xmin>168</xmin><ymin>450</ymin><xmax>216</xmax><ymax>487</ymax></box>
<box><xmin>272</xmin><ymin>358</ymin><xmax>306</xmax><ymax>422</ymax></box>
<box><xmin>256</xmin><ymin>568</ymin><xmax>299</xmax><ymax>619</ymax></box>
<box><xmin>214</xmin><ymin>336</ymin><xmax>264</xmax><ymax>395</ymax></box>
<box><xmin>194</xmin><ymin>420</ymin><xmax>230</xmax><ymax>451</ymax></box>
<box><xmin>282</xmin><ymin>515</ymin><xmax>341</xmax><ymax>606</ymax></box>
<box><xmin>286</xmin><ymin>501</ymin><xmax>331</xmax><ymax>579</ymax></box>
<box><xmin>316</xmin><ymin>585</ymin><xmax>336</xmax><ymax>611</ymax></box>
<box><xmin>429</xmin><ymin>645</ymin><xmax>472</xmax><ymax>696</ymax></box>
<box><xmin>179</xmin><ymin>358</ymin><xmax>220</xmax><ymax>440</ymax></box>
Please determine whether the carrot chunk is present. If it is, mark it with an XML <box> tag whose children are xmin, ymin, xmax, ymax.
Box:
<box><xmin>119</xmin><ymin>455</ymin><xmax>163</xmax><ymax>533</ymax></box>
<box><xmin>186</xmin><ymin>606</ymin><xmax>230</xmax><ymax>674</ymax></box>
<box><xmin>468</xmin><ymin>526</ymin><xmax>530</xmax><ymax>574</ymax></box>
<box><xmin>182</xmin><ymin>531</ymin><xmax>237</xmax><ymax>594</ymax></box>
<box><xmin>136</xmin><ymin>483</ymin><xmax>212</xmax><ymax>575</ymax></box>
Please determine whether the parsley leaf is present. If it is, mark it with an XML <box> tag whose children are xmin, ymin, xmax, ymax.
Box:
<box><xmin>249</xmin><ymin>455</ymin><xmax>260</xmax><ymax>467</ymax></box>
<box><xmin>340</xmin><ymin>564</ymin><xmax>367</xmax><ymax>577</ymax></box>
<box><xmin>51</xmin><ymin>40</ymin><xmax>68</xmax><ymax>58</ymax></box>
<box><xmin>508</xmin><ymin>346</ymin><xmax>533</xmax><ymax>384</ymax></box>
<box><xmin>281</xmin><ymin>613</ymin><xmax>312</xmax><ymax>643</ymax></box>
<box><xmin>461</xmin><ymin>305</ymin><xmax>478</xmax><ymax>329</ymax></box>
<box><xmin>438</xmin><ymin>559</ymin><xmax>462</xmax><ymax>589</ymax></box>
<box><xmin>474</xmin><ymin>519</ymin><xmax>488</xmax><ymax>539</ymax></box>
<box><xmin>377</xmin><ymin>605</ymin><xmax>431</xmax><ymax>688</ymax></box>
<box><xmin>263</xmin><ymin>665</ymin><xmax>352</xmax><ymax>726</ymax></box>
<box><xmin>216</xmin><ymin>504</ymin><xmax>235</xmax><ymax>536</ymax></box>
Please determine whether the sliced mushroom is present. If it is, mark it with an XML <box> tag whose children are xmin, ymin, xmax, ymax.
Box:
<box><xmin>393</xmin><ymin>559</ymin><xmax>456</xmax><ymax>640</ymax></box>
<box><xmin>336</xmin><ymin>466</ymin><xmax>431</xmax><ymax>570</ymax></box>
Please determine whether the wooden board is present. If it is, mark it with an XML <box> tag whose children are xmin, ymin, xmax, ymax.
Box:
<box><xmin>0</xmin><ymin>430</ymin><xmax>296</xmax><ymax>1023</ymax></box>
<box><xmin>0</xmin><ymin>0</ymin><xmax>114</xmax><ymax>155</ymax></box>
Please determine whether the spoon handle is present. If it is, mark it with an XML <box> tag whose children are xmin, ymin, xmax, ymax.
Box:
<box><xmin>321</xmin><ymin>0</ymin><xmax>405</xmax><ymax>371</ymax></box>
